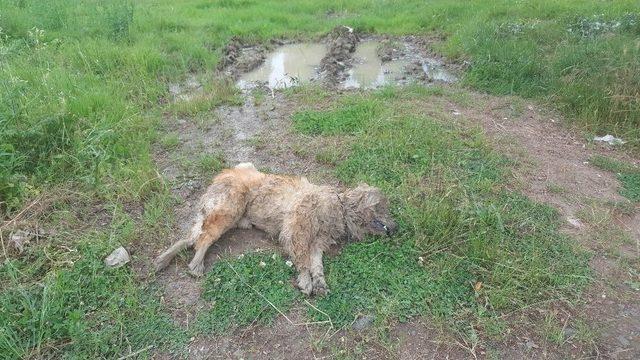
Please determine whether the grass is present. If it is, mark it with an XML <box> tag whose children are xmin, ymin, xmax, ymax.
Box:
<box><xmin>191</xmin><ymin>89</ymin><xmax>590</xmax><ymax>343</ymax></box>
<box><xmin>197</xmin><ymin>252</ymin><xmax>299</xmax><ymax>333</ymax></box>
<box><xmin>0</xmin><ymin>0</ymin><xmax>635</xmax><ymax>357</ymax></box>
<box><xmin>0</xmin><ymin>203</ymin><xmax>187</xmax><ymax>358</ymax></box>
<box><xmin>296</xmin><ymin>90</ymin><xmax>589</xmax><ymax>330</ymax></box>
<box><xmin>591</xmin><ymin>155</ymin><xmax>640</xmax><ymax>201</ymax></box>
<box><xmin>2</xmin><ymin>0</ymin><xmax>639</xmax><ymax>212</ymax></box>
<box><xmin>292</xmin><ymin>97</ymin><xmax>379</xmax><ymax>135</ymax></box>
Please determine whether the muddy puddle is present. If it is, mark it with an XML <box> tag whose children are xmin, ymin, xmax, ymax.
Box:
<box><xmin>237</xmin><ymin>42</ymin><xmax>325</xmax><ymax>89</ymax></box>
<box><xmin>237</xmin><ymin>39</ymin><xmax>456</xmax><ymax>90</ymax></box>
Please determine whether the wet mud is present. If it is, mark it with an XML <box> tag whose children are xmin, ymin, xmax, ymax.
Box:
<box><xmin>223</xmin><ymin>27</ymin><xmax>457</xmax><ymax>90</ymax></box>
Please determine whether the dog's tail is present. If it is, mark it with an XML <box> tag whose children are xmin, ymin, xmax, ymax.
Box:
<box><xmin>154</xmin><ymin>215</ymin><xmax>204</xmax><ymax>272</ymax></box>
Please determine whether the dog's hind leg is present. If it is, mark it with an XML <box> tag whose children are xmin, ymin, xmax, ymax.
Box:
<box><xmin>187</xmin><ymin>182</ymin><xmax>249</xmax><ymax>276</ymax></box>
<box><xmin>154</xmin><ymin>214</ymin><xmax>204</xmax><ymax>272</ymax></box>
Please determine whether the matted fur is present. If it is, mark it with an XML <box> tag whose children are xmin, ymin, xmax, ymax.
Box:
<box><xmin>154</xmin><ymin>163</ymin><xmax>396</xmax><ymax>295</ymax></box>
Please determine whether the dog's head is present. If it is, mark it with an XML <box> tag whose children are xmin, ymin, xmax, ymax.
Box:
<box><xmin>342</xmin><ymin>183</ymin><xmax>397</xmax><ymax>240</ymax></box>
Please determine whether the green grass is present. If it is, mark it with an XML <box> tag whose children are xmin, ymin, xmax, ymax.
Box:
<box><xmin>196</xmin><ymin>152</ymin><xmax>226</xmax><ymax>175</ymax></box>
<box><xmin>292</xmin><ymin>97</ymin><xmax>379</xmax><ymax>135</ymax></box>
<box><xmin>591</xmin><ymin>155</ymin><xmax>640</xmax><ymax>201</ymax></box>
<box><xmin>0</xmin><ymin>214</ymin><xmax>187</xmax><ymax>359</ymax></box>
<box><xmin>0</xmin><ymin>0</ymin><xmax>633</xmax><ymax>357</ymax></box>
<box><xmin>197</xmin><ymin>252</ymin><xmax>299</xmax><ymax>333</ymax></box>
<box><xmin>196</xmin><ymin>89</ymin><xmax>590</xmax><ymax>337</ymax></box>
<box><xmin>300</xmin><ymin>91</ymin><xmax>590</xmax><ymax>329</ymax></box>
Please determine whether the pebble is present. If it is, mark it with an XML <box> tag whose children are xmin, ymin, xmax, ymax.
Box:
<box><xmin>563</xmin><ymin>327</ymin><xmax>576</xmax><ymax>338</ymax></box>
<box><xmin>352</xmin><ymin>315</ymin><xmax>375</xmax><ymax>330</ymax></box>
<box><xmin>617</xmin><ymin>335</ymin><xmax>630</xmax><ymax>347</ymax></box>
<box><xmin>104</xmin><ymin>247</ymin><xmax>130</xmax><ymax>268</ymax></box>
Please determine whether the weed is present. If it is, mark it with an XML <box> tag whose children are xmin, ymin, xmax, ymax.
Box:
<box><xmin>546</xmin><ymin>183</ymin><xmax>568</xmax><ymax>195</ymax></box>
<box><xmin>590</xmin><ymin>155</ymin><xmax>640</xmax><ymax>201</ymax></box>
<box><xmin>292</xmin><ymin>97</ymin><xmax>379</xmax><ymax>135</ymax></box>
<box><xmin>541</xmin><ymin>313</ymin><xmax>565</xmax><ymax>345</ymax></box>
<box><xmin>196</xmin><ymin>153</ymin><xmax>225</xmax><ymax>175</ymax></box>
<box><xmin>315</xmin><ymin>148</ymin><xmax>343</xmax><ymax>166</ymax></box>
<box><xmin>160</xmin><ymin>133</ymin><xmax>180</xmax><ymax>149</ymax></box>
<box><xmin>618</xmin><ymin>173</ymin><xmax>640</xmax><ymax>201</ymax></box>
<box><xmin>197</xmin><ymin>252</ymin><xmax>299</xmax><ymax>333</ymax></box>
<box><xmin>590</xmin><ymin>155</ymin><xmax>637</xmax><ymax>173</ymax></box>
<box><xmin>105</xmin><ymin>1</ymin><xmax>134</xmax><ymax>41</ymax></box>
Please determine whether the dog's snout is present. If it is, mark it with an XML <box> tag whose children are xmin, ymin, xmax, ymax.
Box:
<box><xmin>386</xmin><ymin>221</ymin><xmax>398</xmax><ymax>236</ymax></box>
<box><xmin>374</xmin><ymin>219</ymin><xmax>397</xmax><ymax>236</ymax></box>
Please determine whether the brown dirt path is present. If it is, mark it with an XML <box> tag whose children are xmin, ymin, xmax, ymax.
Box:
<box><xmin>450</xmin><ymin>94</ymin><xmax>640</xmax><ymax>359</ymax></box>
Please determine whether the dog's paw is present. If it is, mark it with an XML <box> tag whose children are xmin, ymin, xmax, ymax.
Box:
<box><xmin>296</xmin><ymin>271</ymin><xmax>313</xmax><ymax>296</ymax></box>
<box><xmin>311</xmin><ymin>276</ymin><xmax>329</xmax><ymax>296</ymax></box>
<box><xmin>188</xmin><ymin>261</ymin><xmax>204</xmax><ymax>277</ymax></box>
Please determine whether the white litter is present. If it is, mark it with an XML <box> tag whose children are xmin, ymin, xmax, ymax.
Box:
<box><xmin>594</xmin><ymin>134</ymin><xmax>625</xmax><ymax>145</ymax></box>
<box><xmin>567</xmin><ymin>217</ymin><xmax>584</xmax><ymax>229</ymax></box>
<box><xmin>9</xmin><ymin>230</ymin><xmax>32</xmax><ymax>253</ymax></box>
<box><xmin>104</xmin><ymin>247</ymin><xmax>130</xmax><ymax>268</ymax></box>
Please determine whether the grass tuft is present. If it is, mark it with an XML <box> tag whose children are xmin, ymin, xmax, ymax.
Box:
<box><xmin>591</xmin><ymin>155</ymin><xmax>640</xmax><ymax>201</ymax></box>
<box><xmin>197</xmin><ymin>252</ymin><xmax>299</xmax><ymax>333</ymax></box>
<box><xmin>292</xmin><ymin>97</ymin><xmax>379</xmax><ymax>135</ymax></box>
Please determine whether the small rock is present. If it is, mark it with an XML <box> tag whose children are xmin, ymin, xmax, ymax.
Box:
<box><xmin>563</xmin><ymin>327</ymin><xmax>576</xmax><ymax>338</ymax></box>
<box><xmin>233</xmin><ymin>349</ymin><xmax>245</xmax><ymax>359</ymax></box>
<box><xmin>352</xmin><ymin>315</ymin><xmax>375</xmax><ymax>330</ymax></box>
<box><xmin>617</xmin><ymin>335</ymin><xmax>630</xmax><ymax>347</ymax></box>
<box><xmin>104</xmin><ymin>247</ymin><xmax>130</xmax><ymax>268</ymax></box>
<box><xmin>567</xmin><ymin>217</ymin><xmax>584</xmax><ymax>229</ymax></box>
<box><xmin>525</xmin><ymin>340</ymin><xmax>539</xmax><ymax>350</ymax></box>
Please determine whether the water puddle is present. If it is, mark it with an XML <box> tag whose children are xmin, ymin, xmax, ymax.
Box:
<box><xmin>237</xmin><ymin>43</ymin><xmax>325</xmax><ymax>90</ymax></box>
<box><xmin>343</xmin><ymin>40</ymin><xmax>409</xmax><ymax>89</ymax></box>
<box><xmin>237</xmin><ymin>39</ymin><xmax>456</xmax><ymax>90</ymax></box>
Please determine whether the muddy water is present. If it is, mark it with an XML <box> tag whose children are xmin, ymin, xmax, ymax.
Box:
<box><xmin>343</xmin><ymin>40</ymin><xmax>408</xmax><ymax>89</ymax></box>
<box><xmin>237</xmin><ymin>43</ymin><xmax>325</xmax><ymax>89</ymax></box>
<box><xmin>421</xmin><ymin>58</ymin><xmax>457</xmax><ymax>83</ymax></box>
<box><xmin>237</xmin><ymin>40</ymin><xmax>456</xmax><ymax>90</ymax></box>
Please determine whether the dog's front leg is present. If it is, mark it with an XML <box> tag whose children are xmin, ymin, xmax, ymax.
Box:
<box><xmin>309</xmin><ymin>246</ymin><xmax>328</xmax><ymax>295</ymax></box>
<box><xmin>280</xmin><ymin>227</ymin><xmax>313</xmax><ymax>295</ymax></box>
<box><xmin>290</xmin><ymin>246</ymin><xmax>327</xmax><ymax>296</ymax></box>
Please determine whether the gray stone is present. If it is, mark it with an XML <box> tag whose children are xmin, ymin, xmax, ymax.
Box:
<box><xmin>104</xmin><ymin>247</ymin><xmax>130</xmax><ymax>268</ymax></box>
<box><xmin>352</xmin><ymin>315</ymin><xmax>375</xmax><ymax>330</ymax></box>
<box><xmin>525</xmin><ymin>340</ymin><xmax>539</xmax><ymax>350</ymax></box>
<box><xmin>616</xmin><ymin>335</ymin><xmax>630</xmax><ymax>347</ymax></box>
<box><xmin>563</xmin><ymin>327</ymin><xmax>577</xmax><ymax>338</ymax></box>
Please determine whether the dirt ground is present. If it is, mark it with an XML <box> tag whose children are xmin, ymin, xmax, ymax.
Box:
<box><xmin>149</xmin><ymin>35</ymin><xmax>639</xmax><ymax>359</ymax></box>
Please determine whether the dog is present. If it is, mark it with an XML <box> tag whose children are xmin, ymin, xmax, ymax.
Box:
<box><xmin>154</xmin><ymin>162</ymin><xmax>396</xmax><ymax>295</ymax></box>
